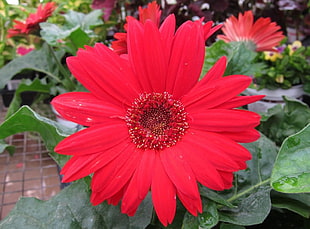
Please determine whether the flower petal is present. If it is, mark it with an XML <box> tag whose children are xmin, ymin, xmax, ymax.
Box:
<box><xmin>189</xmin><ymin>109</ymin><xmax>261</xmax><ymax>132</ymax></box>
<box><xmin>177</xmin><ymin>190</ymin><xmax>202</xmax><ymax>216</ymax></box>
<box><xmin>214</xmin><ymin>95</ymin><xmax>265</xmax><ymax>109</ymax></box>
<box><xmin>67</xmin><ymin>43</ymin><xmax>140</xmax><ymax>106</ymax></box>
<box><xmin>166</xmin><ymin>20</ymin><xmax>205</xmax><ymax>98</ymax></box>
<box><xmin>151</xmin><ymin>154</ymin><xmax>176</xmax><ymax>226</ymax></box>
<box><xmin>121</xmin><ymin>150</ymin><xmax>155</xmax><ymax>216</ymax></box>
<box><xmin>160</xmin><ymin>147</ymin><xmax>200</xmax><ymax>198</ymax></box>
<box><xmin>176</xmin><ymin>141</ymin><xmax>226</xmax><ymax>190</ymax></box>
<box><xmin>91</xmin><ymin>146</ymin><xmax>142</xmax><ymax>198</ymax></box>
<box><xmin>55</xmin><ymin>121</ymin><xmax>129</xmax><ymax>155</ymax></box>
<box><xmin>127</xmin><ymin>19</ymin><xmax>168</xmax><ymax>92</ymax></box>
<box><xmin>60</xmin><ymin>141</ymin><xmax>130</xmax><ymax>182</ymax></box>
<box><xmin>51</xmin><ymin>92</ymin><xmax>125</xmax><ymax>126</ymax></box>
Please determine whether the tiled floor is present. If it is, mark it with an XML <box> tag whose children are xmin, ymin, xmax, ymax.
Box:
<box><xmin>0</xmin><ymin>101</ymin><xmax>62</xmax><ymax>220</ymax></box>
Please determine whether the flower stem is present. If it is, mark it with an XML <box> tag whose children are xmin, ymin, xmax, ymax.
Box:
<box><xmin>227</xmin><ymin>178</ymin><xmax>271</xmax><ymax>203</ymax></box>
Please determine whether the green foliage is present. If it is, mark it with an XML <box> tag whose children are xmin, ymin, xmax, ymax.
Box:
<box><xmin>201</xmin><ymin>41</ymin><xmax>265</xmax><ymax>78</ymax></box>
<box><xmin>271</xmin><ymin>123</ymin><xmax>310</xmax><ymax>193</ymax></box>
<box><xmin>40</xmin><ymin>10</ymin><xmax>104</xmax><ymax>54</ymax></box>
<box><xmin>0</xmin><ymin>43</ymin><xmax>65</xmax><ymax>89</ymax></box>
<box><xmin>253</xmin><ymin>44</ymin><xmax>310</xmax><ymax>92</ymax></box>
<box><xmin>5</xmin><ymin>78</ymin><xmax>51</xmax><ymax>118</ymax></box>
<box><xmin>0</xmin><ymin>179</ymin><xmax>153</xmax><ymax>229</ymax></box>
<box><xmin>258</xmin><ymin>97</ymin><xmax>310</xmax><ymax>145</ymax></box>
<box><xmin>0</xmin><ymin>106</ymin><xmax>74</xmax><ymax>166</ymax></box>
<box><xmin>0</xmin><ymin>139</ymin><xmax>15</xmax><ymax>156</ymax></box>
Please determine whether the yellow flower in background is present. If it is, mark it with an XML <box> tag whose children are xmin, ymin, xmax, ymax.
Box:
<box><xmin>275</xmin><ymin>74</ymin><xmax>284</xmax><ymax>83</ymax></box>
<box><xmin>288</xmin><ymin>41</ymin><xmax>302</xmax><ymax>55</ymax></box>
<box><xmin>264</xmin><ymin>51</ymin><xmax>283</xmax><ymax>62</ymax></box>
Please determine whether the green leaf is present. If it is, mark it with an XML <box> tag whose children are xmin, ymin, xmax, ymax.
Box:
<box><xmin>218</xmin><ymin>187</ymin><xmax>271</xmax><ymax>226</ymax></box>
<box><xmin>39</xmin><ymin>22</ymin><xmax>75</xmax><ymax>45</ymax></box>
<box><xmin>0</xmin><ymin>179</ymin><xmax>153</xmax><ymax>229</ymax></box>
<box><xmin>0</xmin><ymin>43</ymin><xmax>65</xmax><ymax>89</ymax></box>
<box><xmin>68</xmin><ymin>28</ymin><xmax>91</xmax><ymax>50</ymax></box>
<box><xmin>5</xmin><ymin>78</ymin><xmax>51</xmax><ymax>118</ymax></box>
<box><xmin>40</xmin><ymin>10</ymin><xmax>103</xmax><ymax>48</ymax></box>
<box><xmin>0</xmin><ymin>139</ymin><xmax>15</xmax><ymax>155</ymax></box>
<box><xmin>201</xmin><ymin>40</ymin><xmax>229</xmax><ymax>78</ymax></box>
<box><xmin>201</xmin><ymin>41</ymin><xmax>264</xmax><ymax>79</ymax></box>
<box><xmin>200</xmin><ymin>187</ymin><xmax>234</xmax><ymax>208</ymax></box>
<box><xmin>216</xmin><ymin>134</ymin><xmax>278</xmax><ymax>226</ymax></box>
<box><xmin>258</xmin><ymin>97</ymin><xmax>310</xmax><ymax>145</ymax></box>
<box><xmin>0</xmin><ymin>106</ymin><xmax>74</xmax><ymax>166</ymax></box>
<box><xmin>272</xmin><ymin>192</ymin><xmax>310</xmax><ymax>218</ymax></box>
<box><xmin>183</xmin><ymin>200</ymin><xmax>219</xmax><ymax>229</ymax></box>
<box><xmin>271</xmin><ymin>123</ymin><xmax>310</xmax><ymax>193</ymax></box>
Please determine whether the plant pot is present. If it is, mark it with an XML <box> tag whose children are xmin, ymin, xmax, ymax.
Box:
<box><xmin>246</xmin><ymin>85</ymin><xmax>304</xmax><ymax>113</ymax></box>
<box><xmin>0</xmin><ymin>80</ymin><xmax>37</xmax><ymax>108</ymax></box>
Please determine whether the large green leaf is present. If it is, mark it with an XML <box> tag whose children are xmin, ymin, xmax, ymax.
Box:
<box><xmin>272</xmin><ymin>192</ymin><xmax>310</xmax><ymax>218</ymax></box>
<box><xmin>0</xmin><ymin>43</ymin><xmax>65</xmax><ymax>89</ymax></box>
<box><xmin>271</xmin><ymin>123</ymin><xmax>310</xmax><ymax>193</ymax></box>
<box><xmin>0</xmin><ymin>179</ymin><xmax>153</xmax><ymax>229</ymax></box>
<box><xmin>0</xmin><ymin>106</ymin><xmax>75</xmax><ymax>166</ymax></box>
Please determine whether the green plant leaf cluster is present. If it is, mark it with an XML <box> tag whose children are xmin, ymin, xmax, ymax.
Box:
<box><xmin>201</xmin><ymin>40</ymin><xmax>265</xmax><ymax>78</ymax></box>
<box><xmin>0</xmin><ymin>179</ymin><xmax>153</xmax><ymax>229</ymax></box>
<box><xmin>40</xmin><ymin>10</ymin><xmax>104</xmax><ymax>54</ymax></box>
<box><xmin>254</xmin><ymin>45</ymin><xmax>310</xmax><ymax>92</ymax></box>
<box><xmin>258</xmin><ymin>97</ymin><xmax>310</xmax><ymax>145</ymax></box>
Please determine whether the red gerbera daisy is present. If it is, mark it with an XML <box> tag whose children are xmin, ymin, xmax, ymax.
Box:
<box><xmin>111</xmin><ymin>1</ymin><xmax>161</xmax><ymax>55</ymax></box>
<box><xmin>217</xmin><ymin>10</ymin><xmax>285</xmax><ymax>52</ymax></box>
<box><xmin>52</xmin><ymin>15</ymin><xmax>263</xmax><ymax>226</ymax></box>
<box><xmin>7</xmin><ymin>2</ymin><xmax>56</xmax><ymax>38</ymax></box>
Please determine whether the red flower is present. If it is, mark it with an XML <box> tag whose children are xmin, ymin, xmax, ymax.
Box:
<box><xmin>7</xmin><ymin>2</ymin><xmax>56</xmax><ymax>38</ymax></box>
<box><xmin>217</xmin><ymin>11</ymin><xmax>285</xmax><ymax>52</ymax></box>
<box><xmin>111</xmin><ymin>1</ymin><xmax>161</xmax><ymax>55</ymax></box>
<box><xmin>52</xmin><ymin>15</ymin><xmax>263</xmax><ymax>226</ymax></box>
<box><xmin>16</xmin><ymin>45</ymin><xmax>34</xmax><ymax>56</ymax></box>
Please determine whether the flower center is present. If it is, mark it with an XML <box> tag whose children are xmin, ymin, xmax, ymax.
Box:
<box><xmin>126</xmin><ymin>92</ymin><xmax>188</xmax><ymax>150</ymax></box>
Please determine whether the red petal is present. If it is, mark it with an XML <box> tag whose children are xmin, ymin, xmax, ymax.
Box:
<box><xmin>121</xmin><ymin>150</ymin><xmax>155</xmax><ymax>216</ymax></box>
<box><xmin>51</xmin><ymin>92</ymin><xmax>124</xmax><ymax>126</ymax></box>
<box><xmin>166</xmin><ymin>21</ymin><xmax>205</xmax><ymax>98</ymax></box>
<box><xmin>55</xmin><ymin>121</ymin><xmax>129</xmax><ymax>155</ymax></box>
<box><xmin>127</xmin><ymin>19</ymin><xmax>169</xmax><ymax>93</ymax></box>
<box><xmin>67</xmin><ymin>43</ymin><xmax>140</xmax><ymax>106</ymax></box>
<box><xmin>183</xmin><ymin>74</ymin><xmax>252</xmax><ymax>110</ymax></box>
<box><xmin>177</xmin><ymin>141</ymin><xmax>226</xmax><ymax>190</ymax></box>
<box><xmin>60</xmin><ymin>141</ymin><xmax>129</xmax><ymax>182</ymax></box>
<box><xmin>90</xmin><ymin>146</ymin><xmax>142</xmax><ymax>198</ymax></box>
<box><xmin>177</xmin><ymin>190</ymin><xmax>202</xmax><ymax>216</ymax></box>
<box><xmin>220</xmin><ymin>129</ymin><xmax>261</xmax><ymax>143</ymax></box>
<box><xmin>151</xmin><ymin>154</ymin><xmax>176</xmax><ymax>226</ymax></box>
<box><xmin>189</xmin><ymin>109</ymin><xmax>261</xmax><ymax>132</ymax></box>
<box><xmin>214</xmin><ymin>95</ymin><xmax>265</xmax><ymax>109</ymax></box>
<box><xmin>160</xmin><ymin>147</ymin><xmax>200</xmax><ymax>198</ymax></box>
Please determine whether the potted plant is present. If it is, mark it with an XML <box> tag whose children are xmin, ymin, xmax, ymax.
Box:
<box><xmin>247</xmin><ymin>40</ymin><xmax>310</xmax><ymax>112</ymax></box>
<box><xmin>214</xmin><ymin>10</ymin><xmax>310</xmax><ymax>112</ymax></box>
